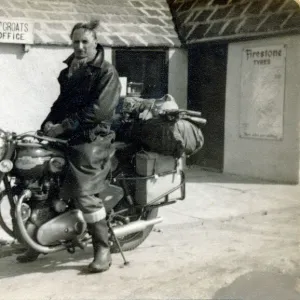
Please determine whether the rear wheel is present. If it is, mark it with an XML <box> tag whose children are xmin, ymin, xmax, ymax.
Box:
<box><xmin>110</xmin><ymin>207</ymin><xmax>158</xmax><ymax>253</ymax></box>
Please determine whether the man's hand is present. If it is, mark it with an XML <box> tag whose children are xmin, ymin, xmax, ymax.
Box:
<box><xmin>43</xmin><ymin>121</ymin><xmax>54</xmax><ymax>133</ymax></box>
<box><xmin>45</xmin><ymin>123</ymin><xmax>64</xmax><ymax>138</ymax></box>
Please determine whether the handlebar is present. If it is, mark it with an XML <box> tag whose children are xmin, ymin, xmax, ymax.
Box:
<box><xmin>185</xmin><ymin>116</ymin><xmax>207</xmax><ymax>125</ymax></box>
<box><xmin>178</xmin><ymin>109</ymin><xmax>202</xmax><ymax>118</ymax></box>
<box><xmin>159</xmin><ymin>109</ymin><xmax>202</xmax><ymax>118</ymax></box>
<box><xmin>18</xmin><ymin>131</ymin><xmax>68</xmax><ymax>145</ymax></box>
<box><xmin>159</xmin><ymin>109</ymin><xmax>207</xmax><ymax>125</ymax></box>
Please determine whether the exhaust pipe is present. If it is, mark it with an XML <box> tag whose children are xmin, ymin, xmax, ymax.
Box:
<box><xmin>113</xmin><ymin>217</ymin><xmax>163</xmax><ymax>238</ymax></box>
<box><xmin>16</xmin><ymin>190</ymin><xmax>163</xmax><ymax>254</ymax></box>
<box><xmin>15</xmin><ymin>190</ymin><xmax>67</xmax><ymax>254</ymax></box>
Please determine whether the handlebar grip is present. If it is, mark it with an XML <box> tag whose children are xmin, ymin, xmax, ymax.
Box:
<box><xmin>179</xmin><ymin>109</ymin><xmax>202</xmax><ymax>117</ymax></box>
<box><xmin>33</xmin><ymin>132</ymin><xmax>68</xmax><ymax>145</ymax></box>
<box><xmin>36</xmin><ymin>130</ymin><xmax>44</xmax><ymax>137</ymax></box>
<box><xmin>197</xmin><ymin>117</ymin><xmax>207</xmax><ymax>125</ymax></box>
<box><xmin>187</xmin><ymin>116</ymin><xmax>207</xmax><ymax>126</ymax></box>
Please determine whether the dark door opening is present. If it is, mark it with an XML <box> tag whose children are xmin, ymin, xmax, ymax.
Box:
<box><xmin>114</xmin><ymin>50</ymin><xmax>168</xmax><ymax>99</ymax></box>
<box><xmin>187</xmin><ymin>43</ymin><xmax>227</xmax><ymax>171</ymax></box>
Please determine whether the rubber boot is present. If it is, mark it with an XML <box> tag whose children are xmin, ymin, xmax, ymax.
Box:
<box><xmin>87</xmin><ymin>219</ymin><xmax>112</xmax><ymax>273</ymax></box>
<box><xmin>16</xmin><ymin>248</ymin><xmax>40</xmax><ymax>263</ymax></box>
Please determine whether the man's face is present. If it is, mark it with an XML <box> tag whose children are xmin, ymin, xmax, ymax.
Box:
<box><xmin>71</xmin><ymin>29</ymin><xmax>97</xmax><ymax>59</ymax></box>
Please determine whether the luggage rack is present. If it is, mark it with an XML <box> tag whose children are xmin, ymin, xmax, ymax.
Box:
<box><xmin>113</xmin><ymin>142</ymin><xmax>186</xmax><ymax>207</ymax></box>
<box><xmin>113</xmin><ymin>169</ymin><xmax>186</xmax><ymax>208</ymax></box>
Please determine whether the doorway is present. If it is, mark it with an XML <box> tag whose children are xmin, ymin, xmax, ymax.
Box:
<box><xmin>187</xmin><ymin>43</ymin><xmax>228</xmax><ymax>171</ymax></box>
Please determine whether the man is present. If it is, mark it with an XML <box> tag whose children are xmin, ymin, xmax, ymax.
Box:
<box><xmin>17</xmin><ymin>20</ymin><xmax>121</xmax><ymax>273</ymax></box>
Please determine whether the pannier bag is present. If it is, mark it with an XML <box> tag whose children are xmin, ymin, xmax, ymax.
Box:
<box><xmin>135</xmin><ymin>172</ymin><xmax>182</xmax><ymax>206</ymax></box>
<box><xmin>135</xmin><ymin>151</ymin><xmax>182</xmax><ymax>176</ymax></box>
<box><xmin>134</xmin><ymin>151</ymin><xmax>183</xmax><ymax>205</ymax></box>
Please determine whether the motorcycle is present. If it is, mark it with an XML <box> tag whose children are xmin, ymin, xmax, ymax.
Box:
<box><xmin>0</xmin><ymin>108</ymin><xmax>205</xmax><ymax>265</ymax></box>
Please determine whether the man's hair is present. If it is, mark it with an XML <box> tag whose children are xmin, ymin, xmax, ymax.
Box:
<box><xmin>70</xmin><ymin>20</ymin><xmax>100</xmax><ymax>40</ymax></box>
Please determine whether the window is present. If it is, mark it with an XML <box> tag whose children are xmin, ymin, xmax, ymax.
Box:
<box><xmin>114</xmin><ymin>49</ymin><xmax>168</xmax><ymax>99</ymax></box>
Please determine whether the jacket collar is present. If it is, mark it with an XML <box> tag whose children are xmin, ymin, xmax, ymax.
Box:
<box><xmin>63</xmin><ymin>44</ymin><xmax>105</xmax><ymax>68</ymax></box>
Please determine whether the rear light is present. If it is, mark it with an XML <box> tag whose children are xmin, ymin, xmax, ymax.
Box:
<box><xmin>0</xmin><ymin>130</ymin><xmax>7</xmax><ymax>161</ymax></box>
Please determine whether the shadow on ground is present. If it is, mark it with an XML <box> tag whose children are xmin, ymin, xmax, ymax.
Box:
<box><xmin>213</xmin><ymin>271</ymin><xmax>300</xmax><ymax>300</ymax></box>
<box><xmin>0</xmin><ymin>246</ymin><xmax>102</xmax><ymax>278</ymax></box>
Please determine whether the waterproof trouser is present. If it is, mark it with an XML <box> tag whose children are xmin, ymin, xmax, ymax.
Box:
<box><xmin>17</xmin><ymin>133</ymin><xmax>114</xmax><ymax>264</ymax></box>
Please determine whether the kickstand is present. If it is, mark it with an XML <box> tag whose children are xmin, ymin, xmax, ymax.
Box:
<box><xmin>107</xmin><ymin>222</ymin><xmax>130</xmax><ymax>266</ymax></box>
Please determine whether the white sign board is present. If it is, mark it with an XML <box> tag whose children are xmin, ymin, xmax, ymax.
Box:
<box><xmin>240</xmin><ymin>45</ymin><xmax>286</xmax><ymax>140</ymax></box>
<box><xmin>0</xmin><ymin>19</ymin><xmax>34</xmax><ymax>44</ymax></box>
<box><xmin>119</xmin><ymin>77</ymin><xmax>127</xmax><ymax>97</ymax></box>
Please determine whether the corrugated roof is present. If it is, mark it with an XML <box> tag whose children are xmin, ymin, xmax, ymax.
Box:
<box><xmin>0</xmin><ymin>0</ymin><xmax>181</xmax><ymax>47</ymax></box>
<box><xmin>168</xmin><ymin>0</ymin><xmax>300</xmax><ymax>44</ymax></box>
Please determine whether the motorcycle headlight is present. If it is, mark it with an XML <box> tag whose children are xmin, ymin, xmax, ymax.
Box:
<box><xmin>0</xmin><ymin>130</ymin><xmax>7</xmax><ymax>161</ymax></box>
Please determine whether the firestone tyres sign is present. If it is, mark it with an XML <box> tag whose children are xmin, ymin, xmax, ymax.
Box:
<box><xmin>0</xmin><ymin>19</ymin><xmax>34</xmax><ymax>44</ymax></box>
<box><xmin>239</xmin><ymin>45</ymin><xmax>286</xmax><ymax>140</ymax></box>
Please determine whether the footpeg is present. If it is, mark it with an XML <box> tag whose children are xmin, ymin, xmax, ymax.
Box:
<box><xmin>72</xmin><ymin>237</ymin><xmax>87</xmax><ymax>250</ymax></box>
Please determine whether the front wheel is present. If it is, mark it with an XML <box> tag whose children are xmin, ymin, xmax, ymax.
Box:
<box><xmin>0</xmin><ymin>190</ymin><xmax>15</xmax><ymax>239</ymax></box>
<box><xmin>110</xmin><ymin>207</ymin><xmax>158</xmax><ymax>253</ymax></box>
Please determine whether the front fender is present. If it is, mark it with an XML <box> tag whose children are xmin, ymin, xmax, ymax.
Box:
<box><xmin>0</xmin><ymin>141</ymin><xmax>16</xmax><ymax>182</ymax></box>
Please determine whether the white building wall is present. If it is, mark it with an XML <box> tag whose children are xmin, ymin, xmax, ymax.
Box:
<box><xmin>0</xmin><ymin>44</ymin><xmax>113</xmax><ymax>134</ymax></box>
<box><xmin>225</xmin><ymin>36</ymin><xmax>300</xmax><ymax>183</ymax></box>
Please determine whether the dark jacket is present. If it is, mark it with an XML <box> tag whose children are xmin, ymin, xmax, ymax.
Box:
<box><xmin>41</xmin><ymin>44</ymin><xmax>121</xmax><ymax>142</ymax></box>
<box><xmin>42</xmin><ymin>44</ymin><xmax>121</xmax><ymax>197</ymax></box>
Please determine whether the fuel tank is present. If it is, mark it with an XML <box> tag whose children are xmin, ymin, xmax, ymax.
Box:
<box><xmin>12</xmin><ymin>144</ymin><xmax>66</xmax><ymax>179</ymax></box>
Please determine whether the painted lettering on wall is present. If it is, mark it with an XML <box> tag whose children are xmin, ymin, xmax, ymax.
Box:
<box><xmin>0</xmin><ymin>19</ymin><xmax>34</xmax><ymax>44</ymax></box>
<box><xmin>240</xmin><ymin>45</ymin><xmax>286</xmax><ymax>140</ymax></box>
<box><xmin>245</xmin><ymin>48</ymin><xmax>284</xmax><ymax>66</ymax></box>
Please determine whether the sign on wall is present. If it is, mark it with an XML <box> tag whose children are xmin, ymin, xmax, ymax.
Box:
<box><xmin>0</xmin><ymin>19</ymin><xmax>34</xmax><ymax>44</ymax></box>
<box><xmin>240</xmin><ymin>45</ymin><xmax>286</xmax><ymax>140</ymax></box>
<box><xmin>119</xmin><ymin>77</ymin><xmax>128</xmax><ymax>97</ymax></box>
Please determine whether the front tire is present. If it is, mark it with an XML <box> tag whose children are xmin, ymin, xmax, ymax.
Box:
<box><xmin>110</xmin><ymin>208</ymin><xmax>158</xmax><ymax>253</ymax></box>
<box><xmin>0</xmin><ymin>190</ymin><xmax>15</xmax><ymax>239</ymax></box>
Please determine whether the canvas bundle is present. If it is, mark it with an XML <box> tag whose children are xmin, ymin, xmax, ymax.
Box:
<box><xmin>133</xmin><ymin>117</ymin><xmax>204</xmax><ymax>158</ymax></box>
<box><xmin>122</xmin><ymin>94</ymin><xmax>179</xmax><ymax>119</ymax></box>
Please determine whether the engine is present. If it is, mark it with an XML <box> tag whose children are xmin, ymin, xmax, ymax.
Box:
<box><xmin>1</xmin><ymin>135</ymin><xmax>88</xmax><ymax>248</ymax></box>
<box><xmin>11</xmin><ymin>143</ymin><xmax>69</xmax><ymax>232</ymax></box>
